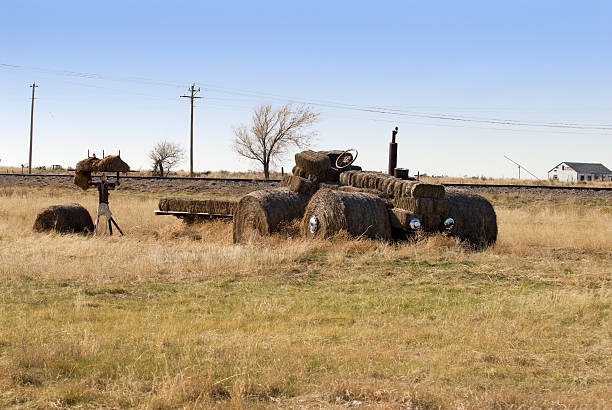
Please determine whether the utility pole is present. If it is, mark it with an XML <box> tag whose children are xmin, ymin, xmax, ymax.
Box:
<box><xmin>28</xmin><ymin>82</ymin><xmax>38</xmax><ymax>174</ymax></box>
<box><xmin>180</xmin><ymin>83</ymin><xmax>201</xmax><ymax>177</ymax></box>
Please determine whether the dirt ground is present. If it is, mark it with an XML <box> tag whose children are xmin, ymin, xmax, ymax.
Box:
<box><xmin>0</xmin><ymin>174</ymin><xmax>279</xmax><ymax>197</ymax></box>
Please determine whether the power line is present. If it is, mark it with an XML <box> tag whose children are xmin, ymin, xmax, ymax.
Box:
<box><xmin>4</xmin><ymin>62</ymin><xmax>612</xmax><ymax>130</ymax></box>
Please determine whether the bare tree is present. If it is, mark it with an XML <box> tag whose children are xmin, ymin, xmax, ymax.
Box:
<box><xmin>233</xmin><ymin>104</ymin><xmax>319</xmax><ymax>179</ymax></box>
<box><xmin>149</xmin><ymin>141</ymin><xmax>185</xmax><ymax>177</ymax></box>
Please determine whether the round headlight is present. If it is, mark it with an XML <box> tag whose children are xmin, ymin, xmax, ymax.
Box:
<box><xmin>308</xmin><ymin>215</ymin><xmax>319</xmax><ymax>233</ymax></box>
<box><xmin>409</xmin><ymin>218</ymin><xmax>421</xmax><ymax>230</ymax></box>
<box><xmin>443</xmin><ymin>217</ymin><xmax>454</xmax><ymax>231</ymax></box>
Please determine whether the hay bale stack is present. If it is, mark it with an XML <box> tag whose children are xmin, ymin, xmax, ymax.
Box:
<box><xmin>97</xmin><ymin>155</ymin><xmax>130</xmax><ymax>172</ymax></box>
<box><xmin>158</xmin><ymin>198</ymin><xmax>237</xmax><ymax>215</ymax></box>
<box><xmin>233</xmin><ymin>188</ymin><xmax>310</xmax><ymax>243</ymax></box>
<box><xmin>33</xmin><ymin>203</ymin><xmax>94</xmax><ymax>234</ymax></box>
<box><xmin>445</xmin><ymin>188</ymin><xmax>497</xmax><ymax>249</ymax></box>
<box><xmin>294</xmin><ymin>150</ymin><xmax>331</xmax><ymax>180</ymax></box>
<box><xmin>280</xmin><ymin>175</ymin><xmax>317</xmax><ymax>196</ymax></box>
<box><xmin>73</xmin><ymin>171</ymin><xmax>91</xmax><ymax>190</ymax></box>
<box><xmin>302</xmin><ymin>189</ymin><xmax>391</xmax><ymax>240</ymax></box>
<box><xmin>75</xmin><ymin>157</ymin><xmax>100</xmax><ymax>172</ymax></box>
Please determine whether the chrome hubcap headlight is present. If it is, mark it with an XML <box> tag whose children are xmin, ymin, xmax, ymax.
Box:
<box><xmin>443</xmin><ymin>217</ymin><xmax>455</xmax><ymax>231</ymax></box>
<box><xmin>409</xmin><ymin>218</ymin><xmax>421</xmax><ymax>230</ymax></box>
<box><xmin>308</xmin><ymin>215</ymin><xmax>319</xmax><ymax>233</ymax></box>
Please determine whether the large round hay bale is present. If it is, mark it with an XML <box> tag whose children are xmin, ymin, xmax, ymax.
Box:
<box><xmin>445</xmin><ymin>188</ymin><xmax>497</xmax><ymax>249</ymax></box>
<box><xmin>97</xmin><ymin>155</ymin><xmax>130</xmax><ymax>172</ymax></box>
<box><xmin>75</xmin><ymin>157</ymin><xmax>100</xmax><ymax>172</ymax></box>
<box><xmin>302</xmin><ymin>189</ymin><xmax>391</xmax><ymax>240</ymax></box>
<box><xmin>233</xmin><ymin>188</ymin><xmax>310</xmax><ymax>243</ymax></box>
<box><xmin>33</xmin><ymin>203</ymin><xmax>94</xmax><ymax>234</ymax></box>
<box><xmin>73</xmin><ymin>170</ymin><xmax>91</xmax><ymax>190</ymax></box>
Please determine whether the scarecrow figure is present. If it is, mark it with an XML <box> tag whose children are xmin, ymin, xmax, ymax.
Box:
<box><xmin>89</xmin><ymin>173</ymin><xmax>123</xmax><ymax>236</ymax></box>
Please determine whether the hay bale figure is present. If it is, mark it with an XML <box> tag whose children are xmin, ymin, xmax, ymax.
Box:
<box><xmin>445</xmin><ymin>188</ymin><xmax>497</xmax><ymax>249</ymax></box>
<box><xmin>233</xmin><ymin>188</ymin><xmax>310</xmax><ymax>243</ymax></box>
<box><xmin>280</xmin><ymin>175</ymin><xmax>317</xmax><ymax>196</ymax></box>
<box><xmin>33</xmin><ymin>203</ymin><xmax>94</xmax><ymax>234</ymax></box>
<box><xmin>97</xmin><ymin>155</ymin><xmax>130</xmax><ymax>173</ymax></box>
<box><xmin>302</xmin><ymin>189</ymin><xmax>391</xmax><ymax>240</ymax></box>
<box><xmin>159</xmin><ymin>198</ymin><xmax>238</xmax><ymax>215</ymax></box>
<box><xmin>75</xmin><ymin>157</ymin><xmax>100</xmax><ymax>172</ymax></box>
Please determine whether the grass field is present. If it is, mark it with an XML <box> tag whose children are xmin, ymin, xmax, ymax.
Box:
<box><xmin>0</xmin><ymin>186</ymin><xmax>610</xmax><ymax>408</ymax></box>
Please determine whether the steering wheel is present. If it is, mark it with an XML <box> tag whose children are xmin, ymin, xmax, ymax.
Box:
<box><xmin>335</xmin><ymin>149</ymin><xmax>358</xmax><ymax>169</ymax></box>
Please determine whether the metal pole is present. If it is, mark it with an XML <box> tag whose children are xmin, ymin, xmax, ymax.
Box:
<box><xmin>181</xmin><ymin>84</ymin><xmax>201</xmax><ymax>178</ymax></box>
<box><xmin>388</xmin><ymin>127</ymin><xmax>398</xmax><ymax>175</ymax></box>
<box><xmin>190</xmin><ymin>86</ymin><xmax>194</xmax><ymax>177</ymax></box>
<box><xmin>28</xmin><ymin>82</ymin><xmax>37</xmax><ymax>174</ymax></box>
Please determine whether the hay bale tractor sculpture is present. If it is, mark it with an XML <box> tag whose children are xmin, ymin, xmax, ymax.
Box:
<box><xmin>158</xmin><ymin>149</ymin><xmax>497</xmax><ymax>249</ymax></box>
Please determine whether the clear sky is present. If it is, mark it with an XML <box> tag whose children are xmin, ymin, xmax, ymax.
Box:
<box><xmin>1</xmin><ymin>0</ymin><xmax>611</xmax><ymax>178</ymax></box>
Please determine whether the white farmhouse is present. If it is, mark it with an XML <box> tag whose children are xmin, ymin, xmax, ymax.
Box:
<box><xmin>548</xmin><ymin>162</ymin><xmax>612</xmax><ymax>182</ymax></box>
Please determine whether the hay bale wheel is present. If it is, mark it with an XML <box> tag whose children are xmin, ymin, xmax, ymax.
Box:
<box><xmin>294</xmin><ymin>150</ymin><xmax>331</xmax><ymax>180</ymax></box>
<box><xmin>280</xmin><ymin>175</ymin><xmax>317</xmax><ymax>196</ymax></box>
<box><xmin>233</xmin><ymin>188</ymin><xmax>310</xmax><ymax>243</ymax></box>
<box><xmin>33</xmin><ymin>203</ymin><xmax>94</xmax><ymax>234</ymax></box>
<box><xmin>73</xmin><ymin>170</ymin><xmax>91</xmax><ymax>190</ymax></box>
<box><xmin>445</xmin><ymin>188</ymin><xmax>497</xmax><ymax>249</ymax></box>
<box><xmin>97</xmin><ymin>155</ymin><xmax>130</xmax><ymax>172</ymax></box>
<box><xmin>302</xmin><ymin>189</ymin><xmax>391</xmax><ymax>240</ymax></box>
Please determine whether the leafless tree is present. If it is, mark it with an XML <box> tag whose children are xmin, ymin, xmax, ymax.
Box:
<box><xmin>149</xmin><ymin>141</ymin><xmax>185</xmax><ymax>177</ymax></box>
<box><xmin>233</xmin><ymin>104</ymin><xmax>319</xmax><ymax>179</ymax></box>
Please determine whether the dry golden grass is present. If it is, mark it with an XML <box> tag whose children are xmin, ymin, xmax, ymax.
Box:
<box><xmin>421</xmin><ymin>175</ymin><xmax>612</xmax><ymax>188</ymax></box>
<box><xmin>0</xmin><ymin>186</ymin><xmax>610</xmax><ymax>408</ymax></box>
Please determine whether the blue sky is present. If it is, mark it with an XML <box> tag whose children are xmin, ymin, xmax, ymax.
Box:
<box><xmin>1</xmin><ymin>0</ymin><xmax>611</xmax><ymax>178</ymax></box>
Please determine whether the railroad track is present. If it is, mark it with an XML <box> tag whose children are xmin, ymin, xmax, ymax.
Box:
<box><xmin>1</xmin><ymin>173</ymin><xmax>611</xmax><ymax>192</ymax></box>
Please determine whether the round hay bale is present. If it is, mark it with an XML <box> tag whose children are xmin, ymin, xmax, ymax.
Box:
<box><xmin>97</xmin><ymin>155</ymin><xmax>130</xmax><ymax>172</ymax></box>
<box><xmin>445</xmin><ymin>188</ymin><xmax>497</xmax><ymax>249</ymax></box>
<box><xmin>302</xmin><ymin>189</ymin><xmax>391</xmax><ymax>240</ymax></box>
<box><xmin>75</xmin><ymin>157</ymin><xmax>100</xmax><ymax>172</ymax></box>
<box><xmin>33</xmin><ymin>203</ymin><xmax>94</xmax><ymax>234</ymax></box>
<box><xmin>233</xmin><ymin>188</ymin><xmax>310</xmax><ymax>243</ymax></box>
<box><xmin>73</xmin><ymin>170</ymin><xmax>91</xmax><ymax>190</ymax></box>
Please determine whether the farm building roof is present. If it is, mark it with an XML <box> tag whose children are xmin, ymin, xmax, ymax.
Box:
<box><xmin>549</xmin><ymin>162</ymin><xmax>612</xmax><ymax>174</ymax></box>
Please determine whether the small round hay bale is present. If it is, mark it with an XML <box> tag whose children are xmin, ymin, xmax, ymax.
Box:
<box><xmin>75</xmin><ymin>157</ymin><xmax>100</xmax><ymax>172</ymax></box>
<box><xmin>33</xmin><ymin>203</ymin><xmax>94</xmax><ymax>234</ymax></box>
<box><xmin>233</xmin><ymin>188</ymin><xmax>310</xmax><ymax>243</ymax></box>
<box><xmin>445</xmin><ymin>188</ymin><xmax>497</xmax><ymax>249</ymax></box>
<box><xmin>73</xmin><ymin>170</ymin><xmax>91</xmax><ymax>190</ymax></box>
<box><xmin>97</xmin><ymin>155</ymin><xmax>130</xmax><ymax>172</ymax></box>
<box><xmin>302</xmin><ymin>189</ymin><xmax>391</xmax><ymax>240</ymax></box>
